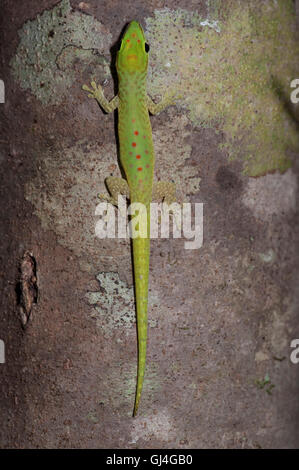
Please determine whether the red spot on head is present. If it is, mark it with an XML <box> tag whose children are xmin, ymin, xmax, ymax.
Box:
<box><xmin>136</xmin><ymin>154</ymin><xmax>141</xmax><ymax>159</ymax></box>
<box><xmin>137</xmin><ymin>167</ymin><xmax>142</xmax><ymax>171</ymax></box>
<box><xmin>129</xmin><ymin>151</ymin><xmax>133</xmax><ymax>155</ymax></box>
<box><xmin>134</xmin><ymin>130</ymin><xmax>139</xmax><ymax>135</ymax></box>
<box><xmin>132</xmin><ymin>33</ymin><xmax>136</xmax><ymax>38</ymax></box>
<box><xmin>137</xmin><ymin>39</ymin><xmax>141</xmax><ymax>43</ymax></box>
<box><xmin>126</xmin><ymin>39</ymin><xmax>130</xmax><ymax>43</ymax></box>
<box><xmin>132</xmin><ymin>119</ymin><xmax>136</xmax><ymax>123</ymax></box>
<box><xmin>132</xmin><ymin>142</ymin><xmax>136</xmax><ymax>147</ymax></box>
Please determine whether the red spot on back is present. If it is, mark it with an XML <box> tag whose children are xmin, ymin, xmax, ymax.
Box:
<box><xmin>145</xmin><ymin>150</ymin><xmax>149</xmax><ymax>154</ymax></box>
<box><xmin>137</xmin><ymin>39</ymin><xmax>141</xmax><ymax>43</ymax></box>
<box><xmin>136</xmin><ymin>154</ymin><xmax>141</xmax><ymax>159</ymax></box>
<box><xmin>132</xmin><ymin>119</ymin><xmax>136</xmax><ymax>123</ymax></box>
<box><xmin>132</xmin><ymin>142</ymin><xmax>137</xmax><ymax>147</ymax></box>
<box><xmin>126</xmin><ymin>39</ymin><xmax>130</xmax><ymax>43</ymax></box>
<box><xmin>137</xmin><ymin>167</ymin><xmax>142</xmax><ymax>171</ymax></box>
<box><xmin>134</xmin><ymin>130</ymin><xmax>139</xmax><ymax>135</ymax></box>
<box><xmin>146</xmin><ymin>164</ymin><xmax>150</xmax><ymax>168</ymax></box>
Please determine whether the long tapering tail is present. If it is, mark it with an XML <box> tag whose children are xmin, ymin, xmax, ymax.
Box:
<box><xmin>132</xmin><ymin>235</ymin><xmax>150</xmax><ymax>417</ymax></box>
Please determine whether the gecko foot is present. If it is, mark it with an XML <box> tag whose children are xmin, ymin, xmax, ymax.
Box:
<box><xmin>82</xmin><ymin>81</ymin><xmax>104</xmax><ymax>100</ymax></box>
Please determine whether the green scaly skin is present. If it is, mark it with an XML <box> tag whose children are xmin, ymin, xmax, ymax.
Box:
<box><xmin>83</xmin><ymin>21</ymin><xmax>177</xmax><ymax>417</ymax></box>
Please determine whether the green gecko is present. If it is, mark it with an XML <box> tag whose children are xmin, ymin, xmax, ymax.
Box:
<box><xmin>83</xmin><ymin>21</ymin><xmax>178</xmax><ymax>417</ymax></box>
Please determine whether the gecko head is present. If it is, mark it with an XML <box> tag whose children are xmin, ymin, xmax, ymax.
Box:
<box><xmin>116</xmin><ymin>21</ymin><xmax>149</xmax><ymax>75</ymax></box>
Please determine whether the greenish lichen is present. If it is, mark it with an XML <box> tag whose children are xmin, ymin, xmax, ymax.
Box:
<box><xmin>24</xmin><ymin>139</ymin><xmax>119</xmax><ymax>272</ymax></box>
<box><xmin>207</xmin><ymin>0</ymin><xmax>223</xmax><ymax>20</ymax></box>
<box><xmin>86</xmin><ymin>272</ymin><xmax>159</xmax><ymax>335</ymax></box>
<box><xmin>146</xmin><ymin>1</ymin><xmax>299</xmax><ymax>176</ymax></box>
<box><xmin>152</xmin><ymin>113</ymin><xmax>201</xmax><ymax>200</ymax></box>
<box><xmin>10</xmin><ymin>0</ymin><xmax>111</xmax><ymax>104</ymax></box>
<box><xmin>86</xmin><ymin>272</ymin><xmax>135</xmax><ymax>334</ymax></box>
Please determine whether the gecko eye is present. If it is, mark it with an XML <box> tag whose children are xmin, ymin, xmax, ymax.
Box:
<box><xmin>145</xmin><ymin>43</ymin><xmax>150</xmax><ymax>53</ymax></box>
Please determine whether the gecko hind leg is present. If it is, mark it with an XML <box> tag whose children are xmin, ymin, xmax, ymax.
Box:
<box><xmin>152</xmin><ymin>181</ymin><xmax>177</xmax><ymax>205</ymax></box>
<box><xmin>99</xmin><ymin>176</ymin><xmax>129</xmax><ymax>217</ymax></box>
<box><xmin>152</xmin><ymin>181</ymin><xmax>182</xmax><ymax>229</ymax></box>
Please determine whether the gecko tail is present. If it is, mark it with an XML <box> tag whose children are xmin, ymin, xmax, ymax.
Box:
<box><xmin>133</xmin><ymin>395</ymin><xmax>140</xmax><ymax>417</ymax></box>
<box><xmin>132</xmin><ymin>236</ymin><xmax>150</xmax><ymax>417</ymax></box>
<box><xmin>133</xmin><ymin>367</ymin><xmax>146</xmax><ymax>417</ymax></box>
<box><xmin>132</xmin><ymin>354</ymin><xmax>146</xmax><ymax>417</ymax></box>
<box><xmin>132</xmin><ymin>301</ymin><xmax>147</xmax><ymax>417</ymax></box>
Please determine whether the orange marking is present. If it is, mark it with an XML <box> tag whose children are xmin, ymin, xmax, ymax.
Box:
<box><xmin>136</xmin><ymin>155</ymin><xmax>141</xmax><ymax>159</ymax></box>
<box><xmin>132</xmin><ymin>142</ymin><xmax>137</xmax><ymax>147</ymax></box>
<box><xmin>137</xmin><ymin>167</ymin><xmax>142</xmax><ymax>171</ymax></box>
<box><xmin>127</xmin><ymin>54</ymin><xmax>138</xmax><ymax>61</ymax></box>
<box><xmin>134</xmin><ymin>130</ymin><xmax>139</xmax><ymax>135</ymax></box>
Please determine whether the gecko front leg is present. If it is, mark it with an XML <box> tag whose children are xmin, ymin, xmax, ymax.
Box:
<box><xmin>82</xmin><ymin>81</ymin><xmax>119</xmax><ymax>113</ymax></box>
<box><xmin>146</xmin><ymin>92</ymin><xmax>176</xmax><ymax>115</ymax></box>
